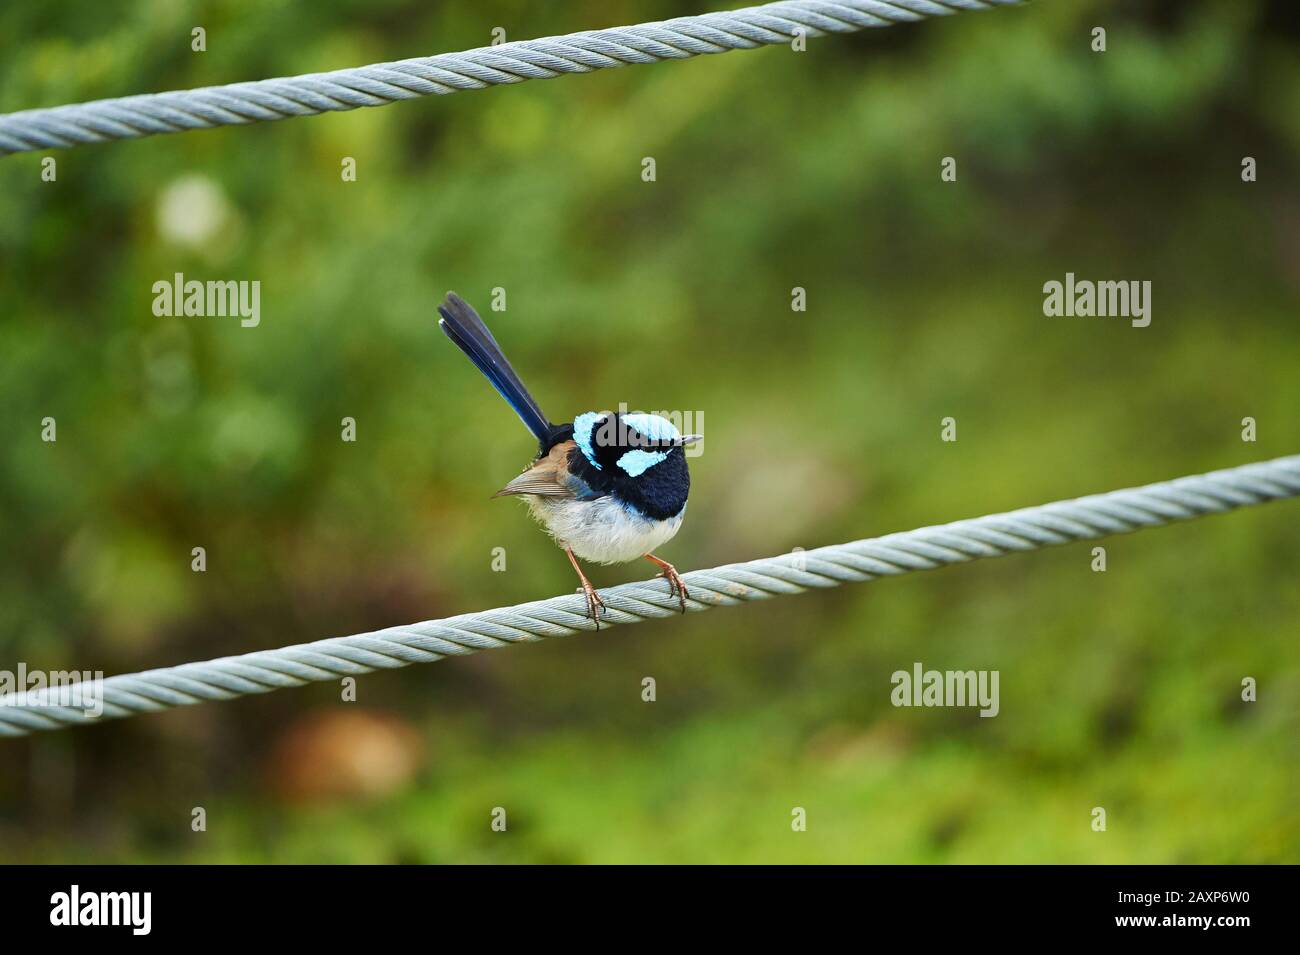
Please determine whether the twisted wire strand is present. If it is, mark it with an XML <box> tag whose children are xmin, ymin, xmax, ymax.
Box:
<box><xmin>2</xmin><ymin>454</ymin><xmax>1297</xmax><ymax>738</ymax></box>
<box><xmin>0</xmin><ymin>0</ymin><xmax>1025</xmax><ymax>156</ymax></box>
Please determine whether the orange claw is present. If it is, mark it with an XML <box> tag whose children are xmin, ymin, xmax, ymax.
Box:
<box><xmin>644</xmin><ymin>554</ymin><xmax>690</xmax><ymax>613</ymax></box>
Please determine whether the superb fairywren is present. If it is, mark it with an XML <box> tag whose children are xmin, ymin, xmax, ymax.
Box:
<box><xmin>438</xmin><ymin>293</ymin><xmax>701</xmax><ymax>626</ymax></box>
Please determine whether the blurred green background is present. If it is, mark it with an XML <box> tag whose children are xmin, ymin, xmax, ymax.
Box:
<box><xmin>1</xmin><ymin>0</ymin><xmax>1298</xmax><ymax>863</ymax></box>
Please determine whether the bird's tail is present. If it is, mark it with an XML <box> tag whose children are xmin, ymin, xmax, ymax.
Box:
<box><xmin>438</xmin><ymin>292</ymin><xmax>558</xmax><ymax>449</ymax></box>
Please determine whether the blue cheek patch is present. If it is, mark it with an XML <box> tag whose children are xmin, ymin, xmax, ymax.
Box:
<box><xmin>616</xmin><ymin>449</ymin><xmax>668</xmax><ymax>477</ymax></box>
<box><xmin>573</xmin><ymin>412</ymin><xmax>603</xmax><ymax>469</ymax></box>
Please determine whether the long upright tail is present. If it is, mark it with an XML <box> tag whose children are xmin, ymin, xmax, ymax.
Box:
<box><xmin>438</xmin><ymin>292</ymin><xmax>557</xmax><ymax>449</ymax></box>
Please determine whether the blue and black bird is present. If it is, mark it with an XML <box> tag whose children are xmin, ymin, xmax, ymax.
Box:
<box><xmin>437</xmin><ymin>292</ymin><xmax>700</xmax><ymax>626</ymax></box>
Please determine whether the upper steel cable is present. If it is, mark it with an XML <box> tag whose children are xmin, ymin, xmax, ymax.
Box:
<box><xmin>0</xmin><ymin>1</ymin><xmax>1025</xmax><ymax>155</ymax></box>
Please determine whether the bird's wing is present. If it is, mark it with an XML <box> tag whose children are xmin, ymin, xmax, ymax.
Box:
<box><xmin>494</xmin><ymin>440</ymin><xmax>604</xmax><ymax>500</ymax></box>
<box><xmin>494</xmin><ymin>473</ymin><xmax>573</xmax><ymax>497</ymax></box>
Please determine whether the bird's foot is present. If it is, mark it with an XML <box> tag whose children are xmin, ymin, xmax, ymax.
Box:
<box><xmin>644</xmin><ymin>554</ymin><xmax>690</xmax><ymax>613</ymax></box>
<box><xmin>576</xmin><ymin>579</ymin><xmax>608</xmax><ymax>630</ymax></box>
<box><xmin>565</xmin><ymin>546</ymin><xmax>607</xmax><ymax>630</ymax></box>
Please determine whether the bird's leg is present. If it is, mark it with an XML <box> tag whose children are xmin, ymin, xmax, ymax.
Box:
<box><xmin>644</xmin><ymin>553</ymin><xmax>690</xmax><ymax>613</ymax></box>
<box><xmin>565</xmin><ymin>547</ymin><xmax>607</xmax><ymax>629</ymax></box>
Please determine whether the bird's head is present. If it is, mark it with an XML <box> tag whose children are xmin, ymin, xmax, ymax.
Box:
<box><xmin>572</xmin><ymin>411</ymin><xmax>701</xmax><ymax>479</ymax></box>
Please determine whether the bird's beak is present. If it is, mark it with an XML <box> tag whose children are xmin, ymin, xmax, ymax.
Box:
<box><xmin>676</xmin><ymin>434</ymin><xmax>703</xmax><ymax>447</ymax></box>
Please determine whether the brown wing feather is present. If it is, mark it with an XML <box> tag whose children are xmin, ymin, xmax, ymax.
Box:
<box><xmin>494</xmin><ymin>440</ymin><xmax>578</xmax><ymax>499</ymax></box>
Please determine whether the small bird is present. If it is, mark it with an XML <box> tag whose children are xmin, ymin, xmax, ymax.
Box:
<box><xmin>437</xmin><ymin>292</ymin><xmax>700</xmax><ymax>626</ymax></box>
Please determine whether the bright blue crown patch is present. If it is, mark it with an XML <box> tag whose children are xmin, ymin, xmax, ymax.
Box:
<box><xmin>622</xmin><ymin>413</ymin><xmax>680</xmax><ymax>445</ymax></box>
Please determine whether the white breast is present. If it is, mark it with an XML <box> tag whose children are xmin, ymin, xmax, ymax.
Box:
<box><xmin>525</xmin><ymin>496</ymin><xmax>686</xmax><ymax>565</ymax></box>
